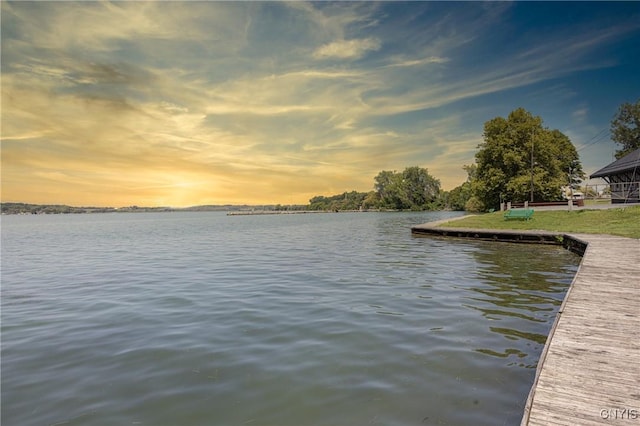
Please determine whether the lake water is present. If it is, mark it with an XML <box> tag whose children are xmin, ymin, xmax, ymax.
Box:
<box><xmin>1</xmin><ymin>211</ymin><xmax>581</xmax><ymax>426</ymax></box>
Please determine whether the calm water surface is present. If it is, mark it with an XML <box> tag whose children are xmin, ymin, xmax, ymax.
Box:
<box><xmin>1</xmin><ymin>211</ymin><xmax>581</xmax><ymax>426</ymax></box>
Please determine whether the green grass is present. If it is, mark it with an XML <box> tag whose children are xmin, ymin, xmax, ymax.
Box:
<box><xmin>440</xmin><ymin>206</ymin><xmax>640</xmax><ymax>239</ymax></box>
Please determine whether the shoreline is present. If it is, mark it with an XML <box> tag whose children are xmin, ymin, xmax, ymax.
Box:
<box><xmin>411</xmin><ymin>219</ymin><xmax>639</xmax><ymax>425</ymax></box>
<box><xmin>411</xmin><ymin>220</ymin><xmax>588</xmax><ymax>255</ymax></box>
<box><xmin>227</xmin><ymin>209</ymin><xmax>371</xmax><ymax>216</ymax></box>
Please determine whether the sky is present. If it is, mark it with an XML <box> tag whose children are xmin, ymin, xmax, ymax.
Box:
<box><xmin>2</xmin><ymin>1</ymin><xmax>639</xmax><ymax>207</ymax></box>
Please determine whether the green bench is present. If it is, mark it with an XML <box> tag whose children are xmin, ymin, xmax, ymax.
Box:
<box><xmin>504</xmin><ymin>208</ymin><xmax>534</xmax><ymax>221</ymax></box>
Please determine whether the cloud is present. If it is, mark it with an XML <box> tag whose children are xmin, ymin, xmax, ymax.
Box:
<box><xmin>572</xmin><ymin>107</ymin><xmax>589</xmax><ymax>122</ymax></box>
<box><xmin>2</xmin><ymin>1</ymin><xmax>639</xmax><ymax>206</ymax></box>
<box><xmin>384</xmin><ymin>56</ymin><xmax>450</xmax><ymax>68</ymax></box>
<box><xmin>313</xmin><ymin>38</ymin><xmax>381</xmax><ymax>60</ymax></box>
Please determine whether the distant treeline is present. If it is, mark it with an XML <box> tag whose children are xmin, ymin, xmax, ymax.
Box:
<box><xmin>307</xmin><ymin>166</ymin><xmax>467</xmax><ymax>212</ymax></box>
<box><xmin>0</xmin><ymin>203</ymin><xmax>265</xmax><ymax>215</ymax></box>
<box><xmin>0</xmin><ymin>203</ymin><xmax>173</xmax><ymax>215</ymax></box>
<box><xmin>0</xmin><ymin>202</ymin><xmax>310</xmax><ymax>215</ymax></box>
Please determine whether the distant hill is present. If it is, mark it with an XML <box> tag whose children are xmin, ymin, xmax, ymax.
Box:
<box><xmin>0</xmin><ymin>202</ymin><xmax>308</xmax><ymax>215</ymax></box>
<box><xmin>1</xmin><ymin>203</ymin><xmax>118</xmax><ymax>214</ymax></box>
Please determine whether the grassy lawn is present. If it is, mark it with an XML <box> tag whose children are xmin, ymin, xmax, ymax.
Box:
<box><xmin>440</xmin><ymin>206</ymin><xmax>640</xmax><ymax>239</ymax></box>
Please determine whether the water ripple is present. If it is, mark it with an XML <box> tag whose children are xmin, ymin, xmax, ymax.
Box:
<box><xmin>1</xmin><ymin>212</ymin><xmax>580</xmax><ymax>426</ymax></box>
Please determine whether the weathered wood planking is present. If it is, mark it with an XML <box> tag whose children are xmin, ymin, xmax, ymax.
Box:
<box><xmin>523</xmin><ymin>234</ymin><xmax>640</xmax><ymax>425</ymax></box>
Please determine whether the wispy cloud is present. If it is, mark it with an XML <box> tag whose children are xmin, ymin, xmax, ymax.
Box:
<box><xmin>384</xmin><ymin>56</ymin><xmax>450</xmax><ymax>68</ymax></box>
<box><xmin>313</xmin><ymin>37</ymin><xmax>381</xmax><ymax>60</ymax></box>
<box><xmin>2</xmin><ymin>1</ymin><xmax>638</xmax><ymax>206</ymax></box>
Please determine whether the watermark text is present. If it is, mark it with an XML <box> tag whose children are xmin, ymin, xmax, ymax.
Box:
<box><xmin>599</xmin><ymin>408</ymin><xmax>639</xmax><ymax>421</ymax></box>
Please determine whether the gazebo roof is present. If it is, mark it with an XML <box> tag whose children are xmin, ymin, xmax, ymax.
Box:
<box><xmin>590</xmin><ymin>147</ymin><xmax>640</xmax><ymax>179</ymax></box>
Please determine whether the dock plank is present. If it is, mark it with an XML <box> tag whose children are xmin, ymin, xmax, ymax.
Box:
<box><xmin>523</xmin><ymin>234</ymin><xmax>640</xmax><ymax>425</ymax></box>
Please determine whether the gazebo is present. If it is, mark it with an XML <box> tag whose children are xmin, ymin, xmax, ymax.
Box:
<box><xmin>590</xmin><ymin>147</ymin><xmax>640</xmax><ymax>203</ymax></box>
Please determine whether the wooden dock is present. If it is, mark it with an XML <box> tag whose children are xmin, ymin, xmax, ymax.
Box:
<box><xmin>411</xmin><ymin>223</ymin><xmax>640</xmax><ymax>425</ymax></box>
<box><xmin>523</xmin><ymin>233</ymin><xmax>640</xmax><ymax>425</ymax></box>
<box><xmin>411</xmin><ymin>221</ymin><xmax>588</xmax><ymax>255</ymax></box>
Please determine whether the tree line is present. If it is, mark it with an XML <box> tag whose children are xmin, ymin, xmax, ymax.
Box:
<box><xmin>309</xmin><ymin>166</ymin><xmax>443</xmax><ymax>211</ymax></box>
<box><xmin>308</xmin><ymin>101</ymin><xmax>639</xmax><ymax>212</ymax></box>
<box><xmin>306</xmin><ymin>166</ymin><xmax>466</xmax><ymax>212</ymax></box>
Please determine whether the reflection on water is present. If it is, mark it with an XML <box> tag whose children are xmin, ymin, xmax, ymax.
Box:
<box><xmin>466</xmin><ymin>242</ymin><xmax>578</xmax><ymax>368</ymax></box>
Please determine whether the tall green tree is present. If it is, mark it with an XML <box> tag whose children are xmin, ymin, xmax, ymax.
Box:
<box><xmin>374</xmin><ymin>167</ymin><xmax>441</xmax><ymax>210</ymax></box>
<box><xmin>611</xmin><ymin>99</ymin><xmax>640</xmax><ymax>159</ymax></box>
<box><xmin>374</xmin><ymin>170</ymin><xmax>403</xmax><ymax>208</ymax></box>
<box><xmin>472</xmin><ymin>108</ymin><xmax>584</xmax><ymax>210</ymax></box>
<box><xmin>401</xmin><ymin>166</ymin><xmax>441</xmax><ymax>209</ymax></box>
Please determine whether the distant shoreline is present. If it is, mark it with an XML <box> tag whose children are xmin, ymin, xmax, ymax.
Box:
<box><xmin>227</xmin><ymin>209</ymin><xmax>377</xmax><ymax>216</ymax></box>
<box><xmin>1</xmin><ymin>202</ymin><xmax>407</xmax><ymax>215</ymax></box>
<box><xmin>0</xmin><ymin>202</ymin><xmax>299</xmax><ymax>215</ymax></box>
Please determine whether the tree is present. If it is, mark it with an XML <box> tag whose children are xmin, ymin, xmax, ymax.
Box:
<box><xmin>374</xmin><ymin>170</ymin><xmax>404</xmax><ymax>208</ymax></box>
<box><xmin>472</xmin><ymin>108</ymin><xmax>584</xmax><ymax>210</ymax></box>
<box><xmin>374</xmin><ymin>167</ymin><xmax>441</xmax><ymax>210</ymax></box>
<box><xmin>362</xmin><ymin>191</ymin><xmax>380</xmax><ymax>209</ymax></box>
<box><xmin>308</xmin><ymin>191</ymin><xmax>368</xmax><ymax>211</ymax></box>
<box><xmin>446</xmin><ymin>164</ymin><xmax>475</xmax><ymax>211</ymax></box>
<box><xmin>308</xmin><ymin>167</ymin><xmax>442</xmax><ymax>211</ymax></box>
<box><xmin>611</xmin><ymin>99</ymin><xmax>640</xmax><ymax>159</ymax></box>
<box><xmin>400</xmin><ymin>166</ymin><xmax>441</xmax><ymax>209</ymax></box>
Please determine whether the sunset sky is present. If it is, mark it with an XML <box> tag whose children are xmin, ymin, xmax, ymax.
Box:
<box><xmin>2</xmin><ymin>1</ymin><xmax>639</xmax><ymax>207</ymax></box>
